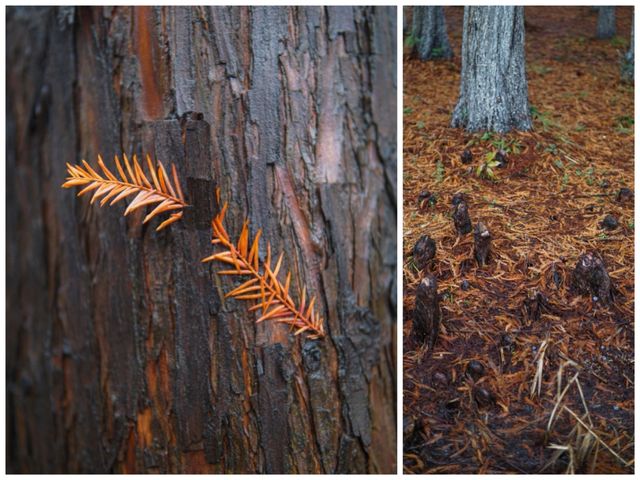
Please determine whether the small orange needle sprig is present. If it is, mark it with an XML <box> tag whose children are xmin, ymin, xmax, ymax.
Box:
<box><xmin>202</xmin><ymin>195</ymin><xmax>325</xmax><ymax>339</ymax></box>
<box><xmin>62</xmin><ymin>154</ymin><xmax>188</xmax><ymax>231</ymax></box>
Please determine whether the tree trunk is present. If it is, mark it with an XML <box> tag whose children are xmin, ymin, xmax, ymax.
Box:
<box><xmin>596</xmin><ymin>6</ymin><xmax>616</xmax><ymax>39</ymax></box>
<box><xmin>621</xmin><ymin>14</ymin><xmax>634</xmax><ymax>81</ymax></box>
<box><xmin>411</xmin><ymin>6</ymin><xmax>453</xmax><ymax>60</ymax></box>
<box><xmin>403</xmin><ymin>6</ymin><xmax>409</xmax><ymax>33</ymax></box>
<box><xmin>451</xmin><ymin>6</ymin><xmax>532</xmax><ymax>133</ymax></box>
<box><xmin>6</xmin><ymin>6</ymin><xmax>396</xmax><ymax>474</ymax></box>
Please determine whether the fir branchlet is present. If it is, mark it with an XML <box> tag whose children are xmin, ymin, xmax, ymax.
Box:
<box><xmin>62</xmin><ymin>154</ymin><xmax>188</xmax><ymax>231</ymax></box>
<box><xmin>202</xmin><ymin>194</ymin><xmax>325</xmax><ymax>339</ymax></box>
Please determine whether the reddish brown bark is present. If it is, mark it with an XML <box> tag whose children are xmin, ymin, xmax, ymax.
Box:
<box><xmin>7</xmin><ymin>6</ymin><xmax>396</xmax><ymax>473</ymax></box>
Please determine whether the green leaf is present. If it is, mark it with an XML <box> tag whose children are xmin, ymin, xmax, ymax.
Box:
<box><xmin>404</xmin><ymin>34</ymin><xmax>418</xmax><ymax>48</ymax></box>
<box><xmin>481</xmin><ymin>132</ymin><xmax>493</xmax><ymax>141</ymax></box>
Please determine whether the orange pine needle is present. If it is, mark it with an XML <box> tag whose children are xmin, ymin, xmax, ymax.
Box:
<box><xmin>202</xmin><ymin>197</ymin><xmax>325</xmax><ymax>339</ymax></box>
<box><xmin>62</xmin><ymin>154</ymin><xmax>189</xmax><ymax>231</ymax></box>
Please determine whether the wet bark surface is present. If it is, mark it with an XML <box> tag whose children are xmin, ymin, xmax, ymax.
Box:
<box><xmin>473</xmin><ymin>221</ymin><xmax>491</xmax><ymax>265</ymax></box>
<box><xmin>6</xmin><ymin>6</ymin><xmax>396</xmax><ymax>474</ymax></box>
<box><xmin>571</xmin><ymin>252</ymin><xmax>613</xmax><ymax>304</ymax></box>
<box><xmin>412</xmin><ymin>275</ymin><xmax>440</xmax><ymax>349</ymax></box>
<box><xmin>452</xmin><ymin>199</ymin><xmax>472</xmax><ymax>235</ymax></box>
<box><xmin>412</xmin><ymin>235</ymin><xmax>436</xmax><ymax>270</ymax></box>
<box><xmin>451</xmin><ymin>6</ymin><xmax>532</xmax><ymax>133</ymax></box>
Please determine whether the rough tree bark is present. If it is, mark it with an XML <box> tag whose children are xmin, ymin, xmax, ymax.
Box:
<box><xmin>596</xmin><ymin>6</ymin><xmax>616</xmax><ymax>39</ymax></box>
<box><xmin>412</xmin><ymin>235</ymin><xmax>436</xmax><ymax>270</ymax></box>
<box><xmin>7</xmin><ymin>6</ymin><xmax>396</xmax><ymax>474</ymax></box>
<box><xmin>410</xmin><ymin>6</ymin><xmax>453</xmax><ymax>60</ymax></box>
<box><xmin>571</xmin><ymin>252</ymin><xmax>613</xmax><ymax>304</ymax></box>
<box><xmin>451</xmin><ymin>6</ymin><xmax>532</xmax><ymax>133</ymax></box>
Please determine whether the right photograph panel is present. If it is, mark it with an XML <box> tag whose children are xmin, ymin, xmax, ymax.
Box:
<box><xmin>403</xmin><ymin>6</ymin><xmax>634</xmax><ymax>474</ymax></box>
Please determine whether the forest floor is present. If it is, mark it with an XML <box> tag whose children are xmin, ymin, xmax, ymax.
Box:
<box><xmin>403</xmin><ymin>7</ymin><xmax>634</xmax><ymax>474</ymax></box>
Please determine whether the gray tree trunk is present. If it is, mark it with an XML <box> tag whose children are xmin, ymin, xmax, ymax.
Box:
<box><xmin>411</xmin><ymin>6</ymin><xmax>424</xmax><ymax>45</ymax></box>
<box><xmin>451</xmin><ymin>6</ymin><xmax>531</xmax><ymax>133</ymax></box>
<box><xmin>6</xmin><ymin>6</ymin><xmax>396</xmax><ymax>474</ymax></box>
<box><xmin>596</xmin><ymin>6</ymin><xmax>616</xmax><ymax>39</ymax></box>
<box><xmin>621</xmin><ymin>14</ymin><xmax>634</xmax><ymax>81</ymax></box>
<box><xmin>411</xmin><ymin>6</ymin><xmax>453</xmax><ymax>60</ymax></box>
<box><xmin>403</xmin><ymin>6</ymin><xmax>409</xmax><ymax>33</ymax></box>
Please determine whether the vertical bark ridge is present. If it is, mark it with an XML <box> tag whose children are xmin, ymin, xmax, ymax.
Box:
<box><xmin>7</xmin><ymin>5</ymin><xmax>395</xmax><ymax>474</ymax></box>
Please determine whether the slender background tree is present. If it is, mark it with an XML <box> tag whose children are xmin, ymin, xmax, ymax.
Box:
<box><xmin>621</xmin><ymin>14</ymin><xmax>634</xmax><ymax>81</ymax></box>
<box><xmin>596</xmin><ymin>6</ymin><xmax>617</xmax><ymax>39</ymax></box>
<box><xmin>451</xmin><ymin>6</ymin><xmax>532</xmax><ymax>132</ymax></box>
<box><xmin>6</xmin><ymin>6</ymin><xmax>397</xmax><ymax>474</ymax></box>
<box><xmin>410</xmin><ymin>6</ymin><xmax>453</xmax><ymax>61</ymax></box>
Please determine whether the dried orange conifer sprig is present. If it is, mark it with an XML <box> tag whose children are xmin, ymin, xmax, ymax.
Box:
<box><xmin>202</xmin><ymin>193</ymin><xmax>325</xmax><ymax>339</ymax></box>
<box><xmin>62</xmin><ymin>154</ymin><xmax>188</xmax><ymax>231</ymax></box>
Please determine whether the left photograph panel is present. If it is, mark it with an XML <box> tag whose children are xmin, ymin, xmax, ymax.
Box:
<box><xmin>6</xmin><ymin>6</ymin><xmax>397</xmax><ymax>474</ymax></box>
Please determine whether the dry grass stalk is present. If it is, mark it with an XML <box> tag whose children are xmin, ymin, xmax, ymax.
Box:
<box><xmin>529</xmin><ymin>339</ymin><xmax>549</xmax><ymax>399</ymax></box>
<box><xmin>546</xmin><ymin>359</ymin><xmax>581</xmax><ymax>432</ymax></box>
<box><xmin>202</xmin><ymin>192</ymin><xmax>325</xmax><ymax>339</ymax></box>
<box><xmin>543</xmin><ymin>359</ymin><xmax>631</xmax><ymax>473</ymax></box>
<box><xmin>563</xmin><ymin>407</ymin><xmax>631</xmax><ymax>468</ymax></box>
<box><xmin>62</xmin><ymin>154</ymin><xmax>188</xmax><ymax>231</ymax></box>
